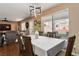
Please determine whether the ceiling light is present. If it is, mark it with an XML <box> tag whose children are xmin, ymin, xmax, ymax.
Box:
<box><xmin>29</xmin><ymin>5</ymin><xmax>41</xmax><ymax>19</ymax></box>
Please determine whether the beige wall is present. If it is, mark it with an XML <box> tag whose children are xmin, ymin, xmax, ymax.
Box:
<box><xmin>11</xmin><ymin>23</ymin><xmax>18</xmax><ymax>31</ymax></box>
<box><xmin>64</xmin><ymin>4</ymin><xmax>79</xmax><ymax>54</ymax></box>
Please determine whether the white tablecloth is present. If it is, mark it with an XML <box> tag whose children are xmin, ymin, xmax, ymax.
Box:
<box><xmin>28</xmin><ymin>35</ymin><xmax>65</xmax><ymax>56</ymax></box>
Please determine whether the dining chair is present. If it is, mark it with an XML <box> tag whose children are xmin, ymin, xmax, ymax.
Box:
<box><xmin>21</xmin><ymin>35</ymin><xmax>34</xmax><ymax>56</ymax></box>
<box><xmin>0</xmin><ymin>34</ymin><xmax>4</xmax><ymax>47</ymax></box>
<box><xmin>65</xmin><ymin>35</ymin><xmax>76</xmax><ymax>56</ymax></box>
<box><xmin>18</xmin><ymin>35</ymin><xmax>34</xmax><ymax>56</ymax></box>
<box><xmin>47</xmin><ymin>32</ymin><xmax>52</xmax><ymax>37</ymax></box>
<box><xmin>0</xmin><ymin>33</ymin><xmax>2</xmax><ymax>40</ymax></box>
<box><xmin>47</xmin><ymin>32</ymin><xmax>57</xmax><ymax>38</ymax></box>
<box><xmin>39</xmin><ymin>31</ymin><xmax>43</xmax><ymax>36</ymax></box>
<box><xmin>56</xmin><ymin>35</ymin><xmax>76</xmax><ymax>56</ymax></box>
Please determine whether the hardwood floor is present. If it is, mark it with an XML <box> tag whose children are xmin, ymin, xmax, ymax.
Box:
<box><xmin>0</xmin><ymin>43</ymin><xmax>19</xmax><ymax>56</ymax></box>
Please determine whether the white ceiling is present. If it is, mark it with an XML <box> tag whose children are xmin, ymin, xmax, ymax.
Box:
<box><xmin>0</xmin><ymin>3</ymin><xmax>59</xmax><ymax>21</ymax></box>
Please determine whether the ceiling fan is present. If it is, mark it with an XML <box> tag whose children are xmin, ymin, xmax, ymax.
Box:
<box><xmin>2</xmin><ymin>17</ymin><xmax>9</xmax><ymax>22</ymax></box>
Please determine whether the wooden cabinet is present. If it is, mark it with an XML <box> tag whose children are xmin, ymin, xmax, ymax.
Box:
<box><xmin>0</xmin><ymin>22</ymin><xmax>18</xmax><ymax>31</ymax></box>
<box><xmin>0</xmin><ymin>24</ymin><xmax>11</xmax><ymax>31</ymax></box>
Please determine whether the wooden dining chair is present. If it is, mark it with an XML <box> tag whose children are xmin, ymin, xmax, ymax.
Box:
<box><xmin>39</xmin><ymin>31</ymin><xmax>43</xmax><ymax>36</ymax></box>
<box><xmin>47</xmin><ymin>32</ymin><xmax>57</xmax><ymax>38</ymax></box>
<box><xmin>47</xmin><ymin>32</ymin><xmax>53</xmax><ymax>37</ymax></box>
<box><xmin>56</xmin><ymin>35</ymin><xmax>76</xmax><ymax>56</ymax></box>
<box><xmin>21</xmin><ymin>36</ymin><xmax>34</xmax><ymax>56</ymax></box>
<box><xmin>65</xmin><ymin>35</ymin><xmax>76</xmax><ymax>56</ymax></box>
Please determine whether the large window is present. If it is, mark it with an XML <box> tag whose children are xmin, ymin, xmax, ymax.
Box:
<box><xmin>53</xmin><ymin>18</ymin><xmax>69</xmax><ymax>39</ymax></box>
<box><xmin>54</xmin><ymin>18</ymin><xmax>69</xmax><ymax>32</ymax></box>
<box><xmin>53</xmin><ymin>8</ymin><xmax>69</xmax><ymax>38</ymax></box>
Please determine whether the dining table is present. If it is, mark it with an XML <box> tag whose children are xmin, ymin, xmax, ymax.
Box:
<box><xmin>27</xmin><ymin>35</ymin><xmax>65</xmax><ymax>56</ymax></box>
